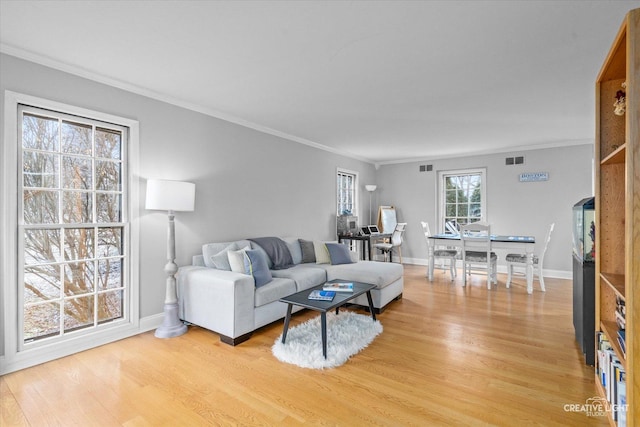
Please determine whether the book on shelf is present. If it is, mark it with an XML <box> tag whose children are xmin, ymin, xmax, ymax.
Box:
<box><xmin>597</xmin><ymin>331</ymin><xmax>613</xmax><ymax>352</ymax></box>
<box><xmin>597</xmin><ymin>334</ymin><xmax>616</xmax><ymax>394</ymax></box>
<box><xmin>617</xmin><ymin>371</ymin><xmax>626</xmax><ymax>427</ymax></box>
<box><xmin>615</xmin><ymin>310</ymin><xmax>626</xmax><ymax>330</ymax></box>
<box><xmin>598</xmin><ymin>349</ymin><xmax>607</xmax><ymax>389</ymax></box>
<box><xmin>598</xmin><ymin>349</ymin><xmax>626</xmax><ymax>409</ymax></box>
<box><xmin>611</xmin><ymin>360</ymin><xmax>624</xmax><ymax>421</ymax></box>
<box><xmin>308</xmin><ymin>290</ymin><xmax>336</xmax><ymax>301</ymax></box>
<box><xmin>323</xmin><ymin>282</ymin><xmax>354</xmax><ymax>292</ymax></box>
<box><xmin>610</xmin><ymin>357</ymin><xmax>621</xmax><ymax>406</ymax></box>
<box><xmin>617</xmin><ymin>330</ymin><xmax>626</xmax><ymax>357</ymax></box>
<box><xmin>615</xmin><ymin>297</ymin><xmax>626</xmax><ymax>330</ymax></box>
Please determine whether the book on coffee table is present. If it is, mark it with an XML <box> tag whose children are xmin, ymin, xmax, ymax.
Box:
<box><xmin>323</xmin><ymin>282</ymin><xmax>354</xmax><ymax>292</ymax></box>
<box><xmin>308</xmin><ymin>290</ymin><xmax>336</xmax><ymax>301</ymax></box>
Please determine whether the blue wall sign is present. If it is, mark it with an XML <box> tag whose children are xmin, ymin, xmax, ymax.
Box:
<box><xmin>519</xmin><ymin>172</ymin><xmax>549</xmax><ymax>182</ymax></box>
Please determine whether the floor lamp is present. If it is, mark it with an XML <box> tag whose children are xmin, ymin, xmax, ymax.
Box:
<box><xmin>365</xmin><ymin>185</ymin><xmax>377</xmax><ymax>225</ymax></box>
<box><xmin>145</xmin><ymin>179</ymin><xmax>195</xmax><ymax>338</ymax></box>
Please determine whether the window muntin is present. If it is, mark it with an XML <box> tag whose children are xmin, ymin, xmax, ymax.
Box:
<box><xmin>337</xmin><ymin>169</ymin><xmax>357</xmax><ymax>216</ymax></box>
<box><xmin>19</xmin><ymin>107</ymin><xmax>127</xmax><ymax>343</ymax></box>
<box><xmin>438</xmin><ymin>169</ymin><xmax>486</xmax><ymax>233</ymax></box>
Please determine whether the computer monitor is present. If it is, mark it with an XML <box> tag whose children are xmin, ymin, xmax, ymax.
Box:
<box><xmin>361</xmin><ymin>226</ymin><xmax>371</xmax><ymax>235</ymax></box>
<box><xmin>368</xmin><ymin>225</ymin><xmax>380</xmax><ymax>234</ymax></box>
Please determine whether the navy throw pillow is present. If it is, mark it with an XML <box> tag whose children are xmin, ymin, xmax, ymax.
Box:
<box><xmin>243</xmin><ymin>249</ymin><xmax>273</xmax><ymax>287</ymax></box>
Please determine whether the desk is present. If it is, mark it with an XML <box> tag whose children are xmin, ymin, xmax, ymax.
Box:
<box><xmin>338</xmin><ymin>233</ymin><xmax>392</xmax><ymax>261</ymax></box>
<box><xmin>428</xmin><ymin>234</ymin><xmax>536</xmax><ymax>293</ymax></box>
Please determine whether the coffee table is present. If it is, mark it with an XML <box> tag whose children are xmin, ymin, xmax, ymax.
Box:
<box><xmin>279</xmin><ymin>279</ymin><xmax>377</xmax><ymax>359</ymax></box>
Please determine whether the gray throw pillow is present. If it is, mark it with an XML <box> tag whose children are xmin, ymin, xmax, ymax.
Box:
<box><xmin>325</xmin><ymin>243</ymin><xmax>354</xmax><ymax>265</ymax></box>
<box><xmin>282</xmin><ymin>237</ymin><xmax>303</xmax><ymax>264</ymax></box>
<box><xmin>299</xmin><ymin>239</ymin><xmax>316</xmax><ymax>263</ymax></box>
<box><xmin>210</xmin><ymin>243</ymin><xmax>237</xmax><ymax>270</ymax></box>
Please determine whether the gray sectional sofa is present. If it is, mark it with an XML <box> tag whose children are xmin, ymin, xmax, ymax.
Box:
<box><xmin>176</xmin><ymin>237</ymin><xmax>404</xmax><ymax>345</ymax></box>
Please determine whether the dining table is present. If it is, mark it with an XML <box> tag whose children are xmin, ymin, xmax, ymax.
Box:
<box><xmin>428</xmin><ymin>233</ymin><xmax>537</xmax><ymax>294</ymax></box>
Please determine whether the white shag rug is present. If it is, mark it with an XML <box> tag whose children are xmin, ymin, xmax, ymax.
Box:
<box><xmin>272</xmin><ymin>311</ymin><xmax>382</xmax><ymax>369</ymax></box>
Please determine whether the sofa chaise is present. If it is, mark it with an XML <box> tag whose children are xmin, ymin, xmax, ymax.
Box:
<box><xmin>176</xmin><ymin>237</ymin><xmax>403</xmax><ymax>345</ymax></box>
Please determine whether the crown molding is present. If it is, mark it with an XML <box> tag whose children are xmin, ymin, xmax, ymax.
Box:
<box><xmin>1</xmin><ymin>45</ymin><xmax>593</xmax><ymax>168</ymax></box>
<box><xmin>0</xmin><ymin>44</ymin><xmax>375</xmax><ymax>165</ymax></box>
<box><xmin>375</xmin><ymin>139</ymin><xmax>594</xmax><ymax>167</ymax></box>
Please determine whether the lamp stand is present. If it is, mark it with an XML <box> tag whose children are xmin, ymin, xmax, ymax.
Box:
<box><xmin>155</xmin><ymin>210</ymin><xmax>187</xmax><ymax>338</ymax></box>
<box><xmin>365</xmin><ymin>185</ymin><xmax>377</xmax><ymax>226</ymax></box>
<box><xmin>369</xmin><ymin>192</ymin><xmax>373</xmax><ymax>224</ymax></box>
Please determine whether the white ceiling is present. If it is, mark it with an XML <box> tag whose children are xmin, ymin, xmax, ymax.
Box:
<box><xmin>1</xmin><ymin>1</ymin><xmax>637</xmax><ymax>165</ymax></box>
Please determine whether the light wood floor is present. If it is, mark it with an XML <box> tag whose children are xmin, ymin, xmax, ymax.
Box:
<box><xmin>2</xmin><ymin>264</ymin><xmax>608</xmax><ymax>426</ymax></box>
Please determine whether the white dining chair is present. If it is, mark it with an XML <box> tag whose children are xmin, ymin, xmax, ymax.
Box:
<box><xmin>460</xmin><ymin>222</ymin><xmax>497</xmax><ymax>289</ymax></box>
<box><xmin>445</xmin><ymin>220</ymin><xmax>459</xmax><ymax>235</ymax></box>
<box><xmin>421</xmin><ymin>221</ymin><xmax>457</xmax><ymax>281</ymax></box>
<box><xmin>505</xmin><ymin>223</ymin><xmax>555</xmax><ymax>292</ymax></box>
<box><xmin>374</xmin><ymin>222</ymin><xmax>406</xmax><ymax>263</ymax></box>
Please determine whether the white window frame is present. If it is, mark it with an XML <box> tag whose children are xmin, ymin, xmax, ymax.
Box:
<box><xmin>1</xmin><ymin>91</ymin><xmax>140</xmax><ymax>374</ymax></box>
<box><xmin>336</xmin><ymin>168</ymin><xmax>358</xmax><ymax>217</ymax></box>
<box><xmin>436</xmin><ymin>168</ymin><xmax>487</xmax><ymax>233</ymax></box>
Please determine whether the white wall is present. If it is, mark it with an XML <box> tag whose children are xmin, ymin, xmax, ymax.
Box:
<box><xmin>0</xmin><ymin>54</ymin><xmax>376</xmax><ymax>357</ymax></box>
<box><xmin>374</xmin><ymin>145</ymin><xmax>594</xmax><ymax>276</ymax></box>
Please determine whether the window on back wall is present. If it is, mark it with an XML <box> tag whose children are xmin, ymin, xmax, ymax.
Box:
<box><xmin>336</xmin><ymin>169</ymin><xmax>358</xmax><ymax>216</ymax></box>
<box><xmin>18</xmin><ymin>105</ymin><xmax>129</xmax><ymax>345</ymax></box>
<box><xmin>437</xmin><ymin>168</ymin><xmax>487</xmax><ymax>233</ymax></box>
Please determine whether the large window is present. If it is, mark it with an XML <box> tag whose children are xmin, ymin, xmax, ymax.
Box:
<box><xmin>2</xmin><ymin>93</ymin><xmax>139</xmax><ymax>374</ymax></box>
<box><xmin>438</xmin><ymin>168</ymin><xmax>486</xmax><ymax>233</ymax></box>
<box><xmin>337</xmin><ymin>169</ymin><xmax>358</xmax><ymax>216</ymax></box>
<box><xmin>19</xmin><ymin>105</ymin><xmax>128</xmax><ymax>344</ymax></box>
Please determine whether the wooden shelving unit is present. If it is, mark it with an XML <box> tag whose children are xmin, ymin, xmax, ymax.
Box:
<box><xmin>594</xmin><ymin>8</ymin><xmax>639</xmax><ymax>426</ymax></box>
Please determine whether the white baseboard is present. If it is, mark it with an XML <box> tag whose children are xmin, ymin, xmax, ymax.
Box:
<box><xmin>402</xmin><ymin>257</ymin><xmax>572</xmax><ymax>280</ymax></box>
<box><xmin>139</xmin><ymin>313</ymin><xmax>165</xmax><ymax>332</ymax></box>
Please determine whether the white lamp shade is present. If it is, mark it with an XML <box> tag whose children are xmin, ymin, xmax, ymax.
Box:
<box><xmin>365</xmin><ymin>185</ymin><xmax>377</xmax><ymax>192</ymax></box>
<box><xmin>145</xmin><ymin>179</ymin><xmax>195</xmax><ymax>212</ymax></box>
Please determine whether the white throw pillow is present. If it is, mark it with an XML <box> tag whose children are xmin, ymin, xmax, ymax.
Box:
<box><xmin>313</xmin><ymin>241</ymin><xmax>331</xmax><ymax>264</ymax></box>
<box><xmin>228</xmin><ymin>245</ymin><xmax>251</xmax><ymax>273</ymax></box>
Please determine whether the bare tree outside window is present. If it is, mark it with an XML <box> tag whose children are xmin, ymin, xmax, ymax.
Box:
<box><xmin>438</xmin><ymin>169</ymin><xmax>486</xmax><ymax>233</ymax></box>
<box><xmin>337</xmin><ymin>170</ymin><xmax>356</xmax><ymax>216</ymax></box>
<box><xmin>20</xmin><ymin>109</ymin><xmax>126</xmax><ymax>342</ymax></box>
